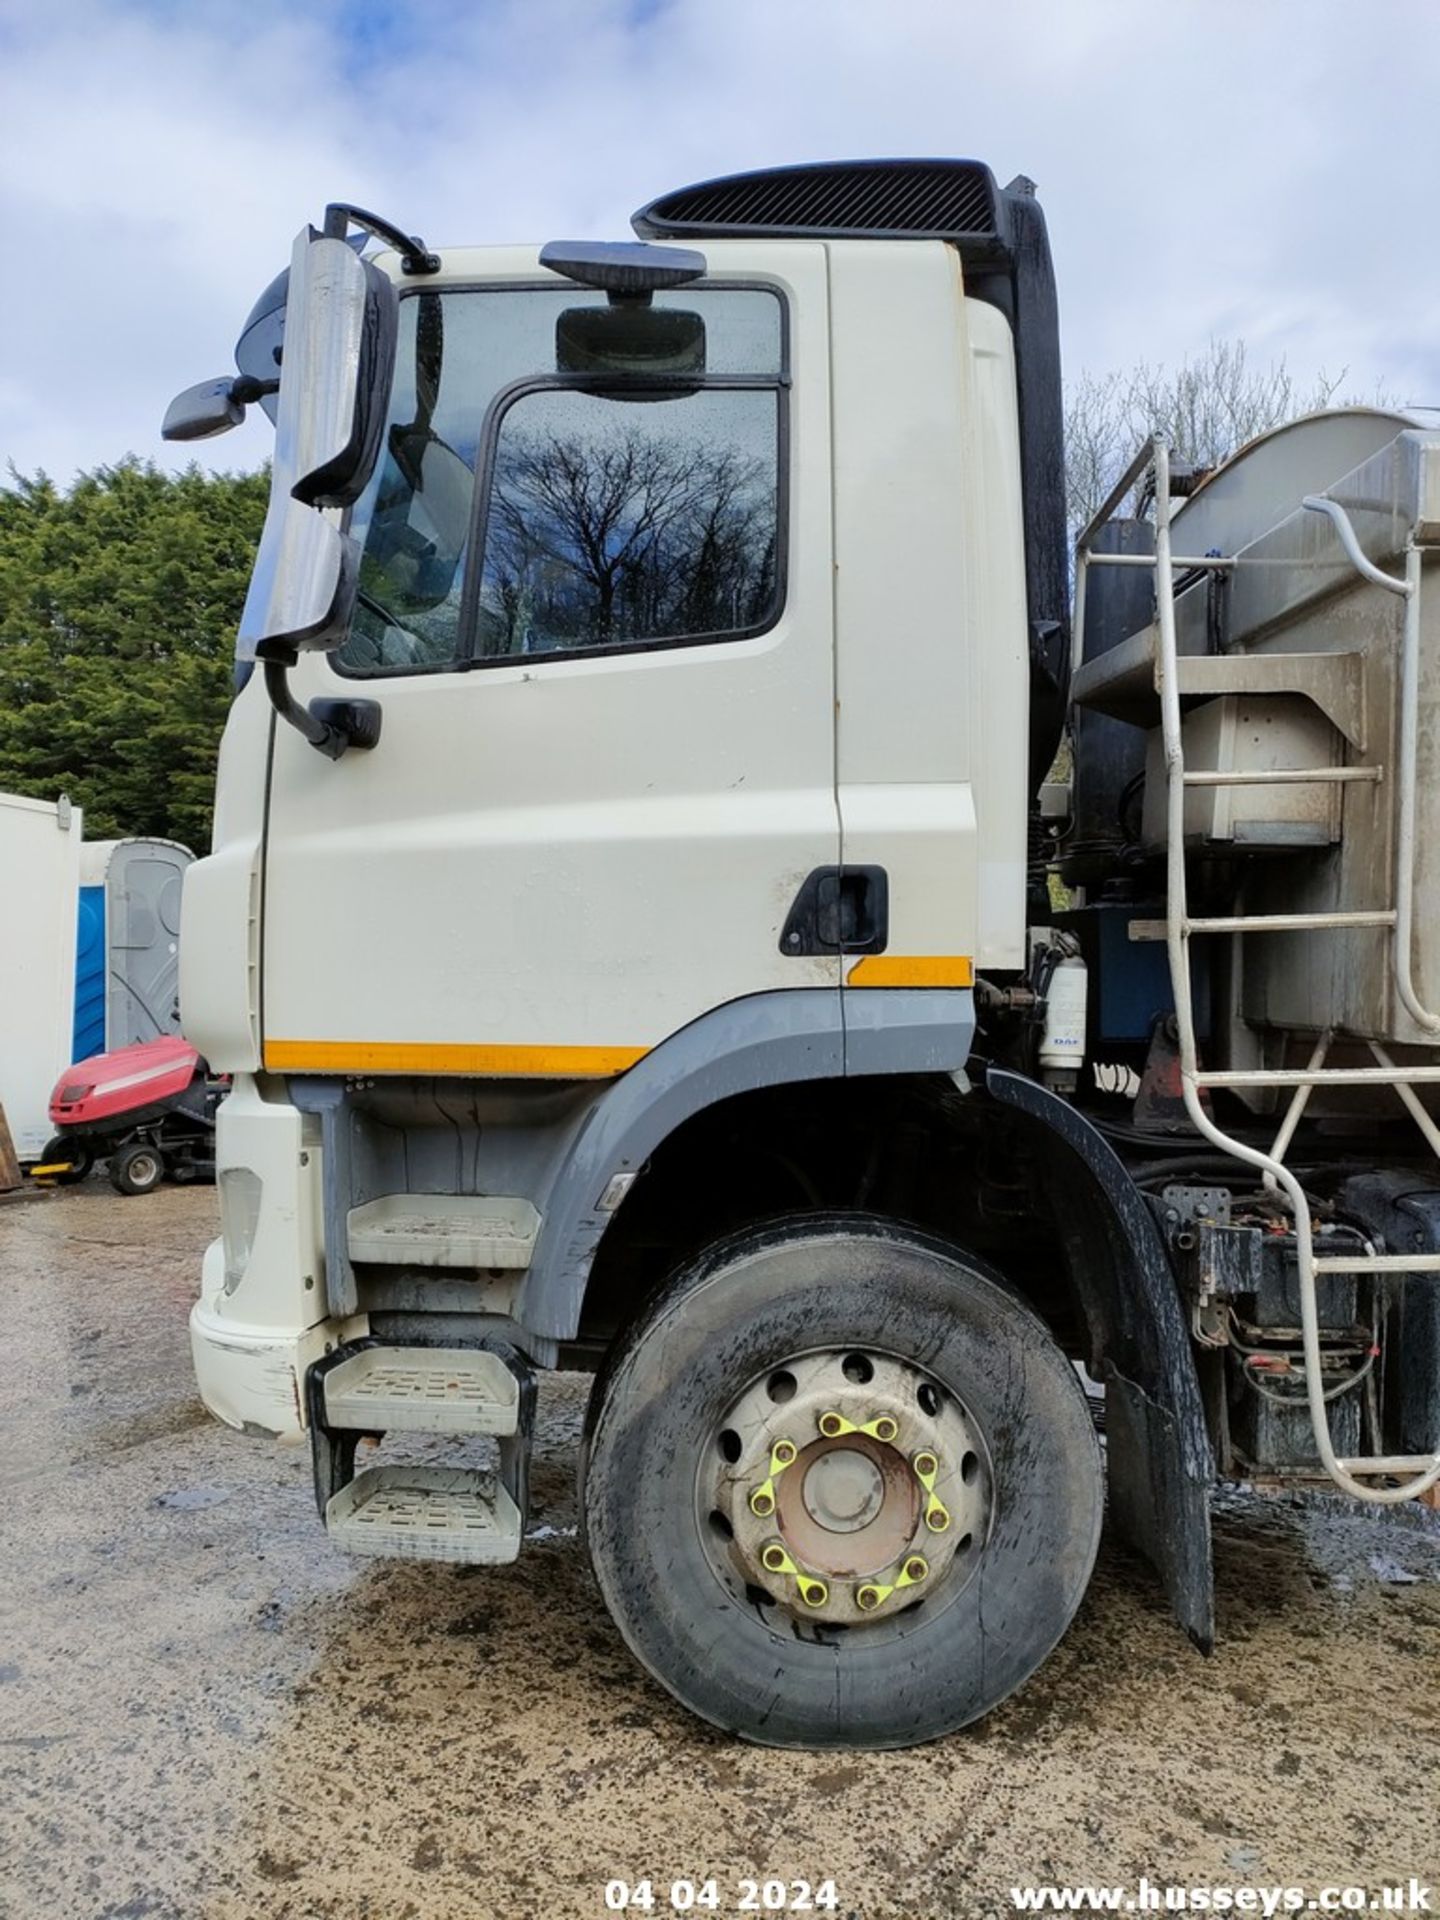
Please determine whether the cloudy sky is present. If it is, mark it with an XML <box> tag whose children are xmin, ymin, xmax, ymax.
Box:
<box><xmin>3</xmin><ymin>0</ymin><xmax>1438</xmax><ymax>486</ymax></box>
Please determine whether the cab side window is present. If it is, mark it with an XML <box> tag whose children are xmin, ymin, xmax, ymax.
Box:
<box><xmin>339</xmin><ymin>286</ymin><xmax>786</xmax><ymax>675</ymax></box>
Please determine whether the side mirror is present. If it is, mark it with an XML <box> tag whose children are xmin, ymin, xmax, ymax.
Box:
<box><xmin>284</xmin><ymin>235</ymin><xmax>398</xmax><ymax>513</ymax></box>
<box><xmin>238</xmin><ymin>226</ymin><xmax>398</xmax><ymax>663</ymax></box>
<box><xmin>162</xmin><ymin>377</ymin><xmax>246</xmax><ymax>442</ymax></box>
<box><xmin>235</xmin><ymin>223</ymin><xmax>398</xmax><ymax>761</ymax></box>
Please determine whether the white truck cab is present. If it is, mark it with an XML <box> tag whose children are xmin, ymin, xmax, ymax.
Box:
<box><xmin>165</xmin><ymin>160</ymin><xmax>1440</xmax><ymax>1749</ymax></box>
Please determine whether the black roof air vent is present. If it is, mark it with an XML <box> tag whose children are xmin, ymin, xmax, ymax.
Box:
<box><xmin>633</xmin><ymin>159</ymin><xmax>1007</xmax><ymax>259</ymax></box>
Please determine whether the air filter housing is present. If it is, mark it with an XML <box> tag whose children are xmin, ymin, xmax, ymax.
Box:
<box><xmin>633</xmin><ymin>158</ymin><xmax>1009</xmax><ymax>264</ymax></box>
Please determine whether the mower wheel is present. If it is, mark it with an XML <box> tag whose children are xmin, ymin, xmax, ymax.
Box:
<box><xmin>109</xmin><ymin>1142</ymin><xmax>165</xmax><ymax>1196</ymax></box>
<box><xmin>38</xmin><ymin>1137</ymin><xmax>93</xmax><ymax>1185</ymax></box>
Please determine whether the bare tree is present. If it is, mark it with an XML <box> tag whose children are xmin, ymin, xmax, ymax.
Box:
<box><xmin>1064</xmin><ymin>339</ymin><xmax>1358</xmax><ymax>535</ymax></box>
<box><xmin>484</xmin><ymin>425</ymin><xmax>774</xmax><ymax>651</ymax></box>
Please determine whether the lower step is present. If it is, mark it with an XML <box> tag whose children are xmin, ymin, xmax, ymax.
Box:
<box><xmin>326</xmin><ymin>1466</ymin><xmax>522</xmax><ymax>1564</ymax></box>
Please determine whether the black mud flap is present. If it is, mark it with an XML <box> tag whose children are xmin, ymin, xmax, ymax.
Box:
<box><xmin>987</xmin><ymin>1068</ymin><xmax>1215</xmax><ymax>1650</ymax></box>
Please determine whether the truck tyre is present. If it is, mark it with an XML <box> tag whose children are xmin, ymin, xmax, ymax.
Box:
<box><xmin>108</xmin><ymin>1141</ymin><xmax>165</xmax><ymax>1196</ymax></box>
<box><xmin>581</xmin><ymin>1214</ymin><xmax>1103</xmax><ymax>1749</ymax></box>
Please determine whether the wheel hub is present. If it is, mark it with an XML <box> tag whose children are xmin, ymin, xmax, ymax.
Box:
<box><xmin>776</xmin><ymin>1433</ymin><xmax>919</xmax><ymax>1577</ymax></box>
<box><xmin>707</xmin><ymin>1349</ymin><xmax>991</xmax><ymax>1627</ymax></box>
<box><xmin>801</xmin><ymin>1447</ymin><xmax>883</xmax><ymax>1530</ymax></box>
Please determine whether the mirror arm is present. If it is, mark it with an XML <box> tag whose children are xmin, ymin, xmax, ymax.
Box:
<box><xmin>324</xmin><ymin>202</ymin><xmax>439</xmax><ymax>276</ymax></box>
<box><xmin>231</xmin><ymin>374</ymin><xmax>280</xmax><ymax>405</ymax></box>
<box><xmin>260</xmin><ymin>652</ymin><xmax>383</xmax><ymax>760</ymax></box>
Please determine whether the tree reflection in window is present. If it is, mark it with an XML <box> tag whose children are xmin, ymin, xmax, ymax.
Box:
<box><xmin>477</xmin><ymin>388</ymin><xmax>779</xmax><ymax>657</ymax></box>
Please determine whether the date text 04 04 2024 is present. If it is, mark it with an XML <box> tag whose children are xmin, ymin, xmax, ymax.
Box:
<box><xmin>603</xmin><ymin>1881</ymin><xmax>840</xmax><ymax>1913</ymax></box>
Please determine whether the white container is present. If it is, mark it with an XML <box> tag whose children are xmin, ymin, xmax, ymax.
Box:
<box><xmin>1039</xmin><ymin>954</ymin><xmax>1089</xmax><ymax>1087</ymax></box>
<box><xmin>0</xmin><ymin>792</ymin><xmax>83</xmax><ymax>1159</ymax></box>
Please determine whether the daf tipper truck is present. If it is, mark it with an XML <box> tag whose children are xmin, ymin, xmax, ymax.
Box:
<box><xmin>162</xmin><ymin>159</ymin><xmax>1440</xmax><ymax>1749</ymax></box>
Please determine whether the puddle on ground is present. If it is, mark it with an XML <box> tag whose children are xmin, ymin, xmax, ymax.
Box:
<box><xmin>150</xmin><ymin>1485</ymin><xmax>233</xmax><ymax>1512</ymax></box>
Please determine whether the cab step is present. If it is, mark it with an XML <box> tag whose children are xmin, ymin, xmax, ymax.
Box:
<box><xmin>306</xmin><ymin>1338</ymin><xmax>537</xmax><ymax>1563</ymax></box>
<box><xmin>322</xmin><ymin>1344</ymin><xmax>519</xmax><ymax>1434</ymax></box>
<box><xmin>326</xmin><ymin>1465</ymin><xmax>522</xmax><ymax>1564</ymax></box>
<box><xmin>347</xmin><ymin>1194</ymin><xmax>540</xmax><ymax>1268</ymax></box>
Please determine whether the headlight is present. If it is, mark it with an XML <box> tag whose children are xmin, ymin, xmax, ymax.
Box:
<box><xmin>218</xmin><ymin>1167</ymin><xmax>264</xmax><ymax>1293</ymax></box>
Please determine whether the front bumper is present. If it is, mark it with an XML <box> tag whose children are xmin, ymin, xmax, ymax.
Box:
<box><xmin>191</xmin><ymin>1239</ymin><xmax>364</xmax><ymax>1440</ymax></box>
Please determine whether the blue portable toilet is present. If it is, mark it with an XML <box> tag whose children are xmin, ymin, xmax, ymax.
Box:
<box><xmin>72</xmin><ymin>839</ymin><xmax>194</xmax><ymax>1059</ymax></box>
<box><xmin>73</xmin><ymin>874</ymin><xmax>108</xmax><ymax>1060</ymax></box>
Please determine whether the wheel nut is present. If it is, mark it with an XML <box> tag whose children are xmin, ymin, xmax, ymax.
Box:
<box><xmin>750</xmin><ymin>1490</ymin><xmax>775</xmax><ymax>1517</ymax></box>
<box><xmin>856</xmin><ymin>1585</ymin><xmax>883</xmax><ymax>1612</ymax></box>
<box><xmin>799</xmin><ymin>1579</ymin><xmax>828</xmax><ymax>1608</ymax></box>
<box><xmin>913</xmin><ymin>1450</ymin><xmax>938</xmax><ymax>1477</ymax></box>
<box><xmin>874</xmin><ymin>1416</ymin><xmax>898</xmax><ymax>1443</ymax></box>
<box><xmin>925</xmin><ymin>1504</ymin><xmax>950</xmax><ymax>1533</ymax></box>
<box><xmin>762</xmin><ymin>1543</ymin><xmax>788</xmax><ymax>1572</ymax></box>
<box><xmin>773</xmin><ymin>1439</ymin><xmax>796</xmax><ymax>1467</ymax></box>
<box><xmin>819</xmin><ymin>1411</ymin><xmax>844</xmax><ymax>1438</ymax></box>
<box><xmin>904</xmin><ymin>1556</ymin><xmax>929</xmax><ymax>1583</ymax></box>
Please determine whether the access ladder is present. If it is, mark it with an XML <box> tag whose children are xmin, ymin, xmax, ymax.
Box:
<box><xmin>1074</xmin><ymin>435</ymin><xmax>1440</xmax><ymax>1504</ymax></box>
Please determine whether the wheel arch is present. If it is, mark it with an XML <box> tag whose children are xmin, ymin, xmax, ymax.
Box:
<box><xmin>985</xmin><ymin>1065</ymin><xmax>1214</xmax><ymax>1650</ymax></box>
<box><xmin>513</xmin><ymin>985</ymin><xmax>974</xmax><ymax>1343</ymax></box>
<box><xmin>559</xmin><ymin>1059</ymin><xmax>1215</xmax><ymax>1654</ymax></box>
<box><xmin>514</xmin><ymin>999</ymin><xmax>1212</xmax><ymax>1650</ymax></box>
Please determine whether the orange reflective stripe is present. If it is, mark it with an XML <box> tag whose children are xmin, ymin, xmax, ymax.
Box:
<box><xmin>845</xmin><ymin>955</ymin><xmax>974</xmax><ymax>988</ymax></box>
<box><xmin>263</xmin><ymin>1039</ymin><xmax>647</xmax><ymax>1077</ymax></box>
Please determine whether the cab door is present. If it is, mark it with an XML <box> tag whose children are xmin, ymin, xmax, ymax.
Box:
<box><xmin>259</xmin><ymin>245</ymin><xmax>837</xmax><ymax>1077</ymax></box>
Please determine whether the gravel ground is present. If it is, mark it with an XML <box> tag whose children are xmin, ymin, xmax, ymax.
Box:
<box><xmin>2</xmin><ymin>1182</ymin><xmax>1438</xmax><ymax>1920</ymax></box>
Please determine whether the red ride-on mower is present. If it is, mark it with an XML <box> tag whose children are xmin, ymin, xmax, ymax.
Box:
<box><xmin>40</xmin><ymin>1036</ymin><xmax>224</xmax><ymax>1195</ymax></box>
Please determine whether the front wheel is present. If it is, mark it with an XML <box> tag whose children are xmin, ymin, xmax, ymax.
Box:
<box><xmin>38</xmin><ymin>1136</ymin><xmax>93</xmax><ymax>1184</ymax></box>
<box><xmin>108</xmin><ymin>1141</ymin><xmax>165</xmax><ymax>1196</ymax></box>
<box><xmin>581</xmin><ymin>1215</ymin><xmax>1103</xmax><ymax>1749</ymax></box>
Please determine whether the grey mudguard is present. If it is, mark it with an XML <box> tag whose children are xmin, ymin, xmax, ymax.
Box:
<box><xmin>986</xmin><ymin>1066</ymin><xmax>1215</xmax><ymax>1651</ymax></box>
<box><xmin>840</xmin><ymin>983</ymin><xmax>977</xmax><ymax>1076</ymax></box>
<box><xmin>515</xmin><ymin>986</ymin><xmax>974</xmax><ymax>1340</ymax></box>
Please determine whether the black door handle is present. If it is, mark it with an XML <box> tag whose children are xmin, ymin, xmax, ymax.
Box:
<box><xmin>779</xmin><ymin>866</ymin><xmax>889</xmax><ymax>956</ymax></box>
